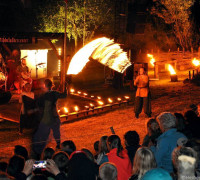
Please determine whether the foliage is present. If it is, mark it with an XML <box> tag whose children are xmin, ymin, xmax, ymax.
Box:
<box><xmin>151</xmin><ymin>0</ymin><xmax>195</xmax><ymax>50</ymax></box>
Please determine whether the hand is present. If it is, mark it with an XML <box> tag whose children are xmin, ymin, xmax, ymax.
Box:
<box><xmin>22</xmin><ymin>159</ymin><xmax>35</xmax><ymax>176</ymax></box>
<box><xmin>46</xmin><ymin>159</ymin><xmax>60</xmax><ymax>176</ymax></box>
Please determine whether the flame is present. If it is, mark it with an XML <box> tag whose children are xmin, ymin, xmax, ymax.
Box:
<box><xmin>97</xmin><ymin>96</ymin><xmax>101</xmax><ymax>99</ymax></box>
<box><xmin>83</xmin><ymin>93</ymin><xmax>88</xmax><ymax>96</ymax></box>
<box><xmin>67</xmin><ymin>37</ymin><xmax>131</xmax><ymax>75</ymax></box>
<box><xmin>90</xmin><ymin>103</ymin><xmax>94</xmax><ymax>107</ymax></box>
<box><xmin>117</xmin><ymin>98</ymin><xmax>122</xmax><ymax>101</ymax></box>
<box><xmin>124</xmin><ymin>96</ymin><xmax>130</xmax><ymax>100</ymax></box>
<box><xmin>98</xmin><ymin>101</ymin><xmax>104</xmax><ymax>105</ymax></box>
<box><xmin>84</xmin><ymin>106</ymin><xmax>89</xmax><ymax>109</ymax></box>
<box><xmin>64</xmin><ymin>107</ymin><xmax>68</xmax><ymax>113</ymax></box>
<box><xmin>168</xmin><ymin>64</ymin><xmax>176</xmax><ymax>75</ymax></box>
<box><xmin>74</xmin><ymin>106</ymin><xmax>79</xmax><ymax>112</ymax></box>
<box><xmin>70</xmin><ymin>88</ymin><xmax>75</xmax><ymax>93</ymax></box>
<box><xmin>58</xmin><ymin>109</ymin><xmax>60</xmax><ymax>113</ymax></box>
<box><xmin>77</xmin><ymin>91</ymin><xmax>81</xmax><ymax>94</ymax></box>
<box><xmin>147</xmin><ymin>54</ymin><xmax>155</xmax><ymax>66</ymax></box>
<box><xmin>108</xmin><ymin>98</ymin><xmax>113</xmax><ymax>103</ymax></box>
<box><xmin>192</xmin><ymin>58</ymin><xmax>200</xmax><ymax>66</ymax></box>
<box><xmin>91</xmin><ymin>95</ymin><xmax>94</xmax><ymax>98</ymax></box>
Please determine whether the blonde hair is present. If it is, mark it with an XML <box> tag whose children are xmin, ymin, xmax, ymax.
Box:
<box><xmin>132</xmin><ymin>147</ymin><xmax>157</xmax><ymax>179</ymax></box>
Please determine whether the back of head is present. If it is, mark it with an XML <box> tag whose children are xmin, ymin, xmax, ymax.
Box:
<box><xmin>99</xmin><ymin>136</ymin><xmax>108</xmax><ymax>154</ymax></box>
<box><xmin>41</xmin><ymin>147</ymin><xmax>55</xmax><ymax>160</ymax></box>
<box><xmin>99</xmin><ymin>162</ymin><xmax>117</xmax><ymax>180</ymax></box>
<box><xmin>61</xmin><ymin>140</ymin><xmax>76</xmax><ymax>155</ymax></box>
<box><xmin>44</xmin><ymin>79</ymin><xmax>52</xmax><ymax>90</ymax></box>
<box><xmin>174</xmin><ymin>113</ymin><xmax>186</xmax><ymax>132</ymax></box>
<box><xmin>124</xmin><ymin>131</ymin><xmax>140</xmax><ymax>147</ymax></box>
<box><xmin>157</xmin><ymin>112</ymin><xmax>176</xmax><ymax>132</ymax></box>
<box><xmin>81</xmin><ymin>148</ymin><xmax>94</xmax><ymax>162</ymax></box>
<box><xmin>133</xmin><ymin>147</ymin><xmax>157</xmax><ymax>178</ymax></box>
<box><xmin>31</xmin><ymin>174</ymin><xmax>48</xmax><ymax>180</ymax></box>
<box><xmin>14</xmin><ymin>145</ymin><xmax>28</xmax><ymax>160</ymax></box>
<box><xmin>94</xmin><ymin>140</ymin><xmax>99</xmax><ymax>153</ymax></box>
<box><xmin>141</xmin><ymin>168</ymin><xmax>172</xmax><ymax>180</ymax></box>
<box><xmin>53</xmin><ymin>151</ymin><xmax>69</xmax><ymax>172</ymax></box>
<box><xmin>7</xmin><ymin>155</ymin><xmax>25</xmax><ymax>178</ymax></box>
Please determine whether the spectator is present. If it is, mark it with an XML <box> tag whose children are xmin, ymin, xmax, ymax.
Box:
<box><xmin>0</xmin><ymin>171</ymin><xmax>12</xmax><ymax>180</ymax></box>
<box><xmin>97</xmin><ymin>136</ymin><xmax>108</xmax><ymax>165</ymax></box>
<box><xmin>81</xmin><ymin>148</ymin><xmax>95</xmax><ymax>162</ymax></box>
<box><xmin>100</xmin><ymin>135</ymin><xmax>132</xmax><ymax>180</ymax></box>
<box><xmin>124</xmin><ymin>131</ymin><xmax>141</xmax><ymax>164</ymax></box>
<box><xmin>0</xmin><ymin>161</ymin><xmax>8</xmax><ymax>172</ymax></box>
<box><xmin>150</xmin><ymin>112</ymin><xmax>187</xmax><ymax>173</ymax></box>
<box><xmin>14</xmin><ymin>145</ymin><xmax>29</xmax><ymax>160</ymax></box>
<box><xmin>174</xmin><ymin>113</ymin><xmax>186</xmax><ymax>133</ymax></box>
<box><xmin>53</xmin><ymin>151</ymin><xmax>69</xmax><ymax>173</ymax></box>
<box><xmin>41</xmin><ymin>147</ymin><xmax>55</xmax><ymax>160</ymax></box>
<box><xmin>99</xmin><ymin>162</ymin><xmax>117</xmax><ymax>180</ymax></box>
<box><xmin>129</xmin><ymin>147</ymin><xmax>156</xmax><ymax>180</ymax></box>
<box><xmin>93</xmin><ymin>140</ymin><xmax>99</xmax><ymax>161</ymax></box>
<box><xmin>67</xmin><ymin>151</ymin><xmax>97</xmax><ymax>180</ymax></box>
<box><xmin>31</xmin><ymin>174</ymin><xmax>48</xmax><ymax>180</ymax></box>
<box><xmin>142</xmin><ymin>119</ymin><xmax>161</xmax><ymax>147</ymax></box>
<box><xmin>7</xmin><ymin>155</ymin><xmax>25</xmax><ymax>178</ymax></box>
<box><xmin>141</xmin><ymin>168</ymin><xmax>172</xmax><ymax>180</ymax></box>
<box><xmin>61</xmin><ymin>140</ymin><xmax>76</xmax><ymax>156</ymax></box>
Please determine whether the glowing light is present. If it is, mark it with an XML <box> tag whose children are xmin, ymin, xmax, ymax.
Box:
<box><xmin>90</xmin><ymin>103</ymin><xmax>94</xmax><ymax>107</ymax></box>
<box><xmin>97</xmin><ymin>96</ymin><xmax>101</xmax><ymax>99</ymax></box>
<box><xmin>70</xmin><ymin>88</ymin><xmax>75</xmax><ymax>93</ymax></box>
<box><xmin>124</xmin><ymin>96</ymin><xmax>130</xmax><ymax>100</ymax></box>
<box><xmin>117</xmin><ymin>98</ymin><xmax>122</xmax><ymax>101</ymax></box>
<box><xmin>147</xmin><ymin>54</ymin><xmax>155</xmax><ymax>66</ymax></box>
<box><xmin>74</xmin><ymin>106</ymin><xmax>79</xmax><ymax>112</ymax></box>
<box><xmin>58</xmin><ymin>48</ymin><xmax>62</xmax><ymax>72</ymax></box>
<box><xmin>64</xmin><ymin>107</ymin><xmax>68</xmax><ymax>113</ymax></box>
<box><xmin>67</xmin><ymin>37</ymin><xmax>131</xmax><ymax>75</ymax></box>
<box><xmin>168</xmin><ymin>64</ymin><xmax>176</xmax><ymax>75</ymax></box>
<box><xmin>85</xmin><ymin>106</ymin><xmax>89</xmax><ymax>109</ymax></box>
<box><xmin>58</xmin><ymin>109</ymin><xmax>60</xmax><ymax>113</ymax></box>
<box><xmin>83</xmin><ymin>93</ymin><xmax>88</xmax><ymax>96</ymax></box>
<box><xmin>192</xmin><ymin>58</ymin><xmax>200</xmax><ymax>67</ymax></box>
<box><xmin>77</xmin><ymin>91</ymin><xmax>81</xmax><ymax>94</ymax></box>
<box><xmin>108</xmin><ymin>98</ymin><xmax>113</xmax><ymax>103</ymax></box>
<box><xmin>91</xmin><ymin>95</ymin><xmax>94</xmax><ymax>98</ymax></box>
<box><xmin>98</xmin><ymin>101</ymin><xmax>104</xmax><ymax>105</ymax></box>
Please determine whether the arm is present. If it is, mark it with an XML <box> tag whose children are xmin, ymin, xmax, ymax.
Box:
<box><xmin>134</xmin><ymin>76</ymin><xmax>139</xmax><ymax>86</ymax></box>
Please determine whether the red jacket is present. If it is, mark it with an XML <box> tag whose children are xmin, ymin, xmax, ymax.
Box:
<box><xmin>107</xmin><ymin>148</ymin><xmax>132</xmax><ymax>180</ymax></box>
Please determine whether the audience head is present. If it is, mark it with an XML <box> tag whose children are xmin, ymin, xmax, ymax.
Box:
<box><xmin>7</xmin><ymin>155</ymin><xmax>25</xmax><ymax>178</ymax></box>
<box><xmin>99</xmin><ymin>162</ymin><xmax>117</xmax><ymax>180</ymax></box>
<box><xmin>174</xmin><ymin>113</ymin><xmax>186</xmax><ymax>132</ymax></box>
<box><xmin>23</xmin><ymin>83</ymin><xmax>32</xmax><ymax>92</ymax></box>
<box><xmin>141</xmin><ymin>168</ymin><xmax>172</xmax><ymax>180</ymax></box>
<box><xmin>14</xmin><ymin>145</ymin><xmax>28</xmax><ymax>160</ymax></box>
<box><xmin>44</xmin><ymin>79</ymin><xmax>53</xmax><ymax>90</ymax></box>
<box><xmin>146</xmin><ymin>118</ymin><xmax>160</xmax><ymax>134</ymax></box>
<box><xmin>61</xmin><ymin>140</ymin><xmax>76</xmax><ymax>155</ymax></box>
<box><xmin>81</xmin><ymin>148</ymin><xmax>94</xmax><ymax>162</ymax></box>
<box><xmin>107</xmin><ymin>135</ymin><xmax>123</xmax><ymax>157</ymax></box>
<box><xmin>94</xmin><ymin>140</ymin><xmax>99</xmax><ymax>153</ymax></box>
<box><xmin>133</xmin><ymin>147</ymin><xmax>157</xmax><ymax>179</ymax></box>
<box><xmin>184</xmin><ymin>110</ymin><xmax>198</xmax><ymax>124</ymax></box>
<box><xmin>31</xmin><ymin>174</ymin><xmax>48</xmax><ymax>180</ymax></box>
<box><xmin>99</xmin><ymin>136</ymin><xmax>108</xmax><ymax>154</ymax></box>
<box><xmin>52</xmin><ymin>151</ymin><xmax>69</xmax><ymax>172</ymax></box>
<box><xmin>124</xmin><ymin>130</ymin><xmax>140</xmax><ymax>147</ymax></box>
<box><xmin>157</xmin><ymin>112</ymin><xmax>176</xmax><ymax>132</ymax></box>
<box><xmin>0</xmin><ymin>162</ymin><xmax>8</xmax><ymax>172</ymax></box>
<box><xmin>41</xmin><ymin>147</ymin><xmax>55</xmax><ymax>160</ymax></box>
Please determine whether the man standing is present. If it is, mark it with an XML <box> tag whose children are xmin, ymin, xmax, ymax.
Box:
<box><xmin>32</xmin><ymin>79</ymin><xmax>67</xmax><ymax>157</ymax></box>
<box><xmin>134</xmin><ymin>67</ymin><xmax>151</xmax><ymax>118</ymax></box>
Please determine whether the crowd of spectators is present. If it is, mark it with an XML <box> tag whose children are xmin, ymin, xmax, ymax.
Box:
<box><xmin>0</xmin><ymin>109</ymin><xmax>200</xmax><ymax>180</ymax></box>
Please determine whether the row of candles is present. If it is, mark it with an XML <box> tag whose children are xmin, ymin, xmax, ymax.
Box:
<box><xmin>58</xmin><ymin>88</ymin><xmax>130</xmax><ymax>115</ymax></box>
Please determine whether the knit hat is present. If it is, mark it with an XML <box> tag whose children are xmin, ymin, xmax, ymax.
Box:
<box><xmin>141</xmin><ymin>168</ymin><xmax>172</xmax><ymax>180</ymax></box>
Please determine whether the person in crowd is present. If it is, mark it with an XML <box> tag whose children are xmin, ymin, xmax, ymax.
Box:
<box><xmin>32</xmin><ymin>79</ymin><xmax>67</xmax><ymax>158</ymax></box>
<box><xmin>61</xmin><ymin>140</ymin><xmax>76</xmax><ymax>156</ymax></box>
<box><xmin>150</xmin><ymin>112</ymin><xmax>187</xmax><ymax>173</ymax></box>
<box><xmin>93</xmin><ymin>140</ymin><xmax>99</xmax><ymax>161</ymax></box>
<box><xmin>0</xmin><ymin>171</ymin><xmax>12</xmax><ymax>180</ymax></box>
<box><xmin>134</xmin><ymin>67</ymin><xmax>151</xmax><ymax>118</ymax></box>
<box><xmin>129</xmin><ymin>147</ymin><xmax>157</xmax><ymax>180</ymax></box>
<box><xmin>124</xmin><ymin>131</ymin><xmax>141</xmax><ymax>165</ymax></box>
<box><xmin>81</xmin><ymin>148</ymin><xmax>95</xmax><ymax>162</ymax></box>
<box><xmin>99</xmin><ymin>162</ymin><xmax>117</xmax><ymax>180</ymax></box>
<box><xmin>96</xmin><ymin>136</ymin><xmax>108</xmax><ymax>165</ymax></box>
<box><xmin>141</xmin><ymin>168</ymin><xmax>172</xmax><ymax>180</ymax></box>
<box><xmin>67</xmin><ymin>151</ymin><xmax>98</xmax><ymax>180</ymax></box>
<box><xmin>30</xmin><ymin>174</ymin><xmax>48</xmax><ymax>180</ymax></box>
<box><xmin>0</xmin><ymin>161</ymin><xmax>8</xmax><ymax>172</ymax></box>
<box><xmin>7</xmin><ymin>155</ymin><xmax>25</xmax><ymax>179</ymax></box>
<box><xmin>100</xmin><ymin>135</ymin><xmax>132</xmax><ymax>180</ymax></box>
<box><xmin>174</xmin><ymin>113</ymin><xmax>186</xmax><ymax>132</ymax></box>
<box><xmin>14</xmin><ymin>145</ymin><xmax>29</xmax><ymax>160</ymax></box>
<box><xmin>142</xmin><ymin>119</ymin><xmax>161</xmax><ymax>147</ymax></box>
<box><xmin>41</xmin><ymin>147</ymin><xmax>55</xmax><ymax>160</ymax></box>
<box><xmin>172</xmin><ymin>146</ymin><xmax>198</xmax><ymax>179</ymax></box>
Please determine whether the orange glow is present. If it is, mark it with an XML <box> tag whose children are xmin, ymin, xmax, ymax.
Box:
<box><xmin>70</xmin><ymin>88</ymin><xmax>75</xmax><ymax>93</ymax></box>
<box><xmin>90</xmin><ymin>103</ymin><xmax>94</xmax><ymax>107</ymax></box>
<box><xmin>117</xmin><ymin>98</ymin><xmax>122</xmax><ymax>101</ymax></box>
<box><xmin>77</xmin><ymin>91</ymin><xmax>81</xmax><ymax>94</ymax></box>
<box><xmin>91</xmin><ymin>95</ymin><xmax>94</xmax><ymax>98</ymax></box>
<box><xmin>168</xmin><ymin>64</ymin><xmax>176</xmax><ymax>75</ymax></box>
<box><xmin>74</xmin><ymin>106</ymin><xmax>79</xmax><ymax>112</ymax></box>
<box><xmin>84</xmin><ymin>106</ymin><xmax>89</xmax><ymax>109</ymax></box>
<box><xmin>147</xmin><ymin>54</ymin><xmax>155</xmax><ymax>67</ymax></box>
<box><xmin>58</xmin><ymin>109</ymin><xmax>60</xmax><ymax>113</ymax></box>
<box><xmin>124</xmin><ymin>96</ymin><xmax>130</xmax><ymax>100</ymax></box>
<box><xmin>108</xmin><ymin>98</ymin><xmax>113</xmax><ymax>103</ymax></box>
<box><xmin>83</xmin><ymin>93</ymin><xmax>88</xmax><ymax>96</ymax></box>
<box><xmin>192</xmin><ymin>58</ymin><xmax>200</xmax><ymax>66</ymax></box>
<box><xmin>98</xmin><ymin>101</ymin><xmax>104</xmax><ymax>105</ymax></box>
<box><xmin>97</xmin><ymin>96</ymin><xmax>101</xmax><ymax>99</ymax></box>
<box><xmin>67</xmin><ymin>37</ymin><xmax>131</xmax><ymax>75</ymax></box>
<box><xmin>64</xmin><ymin>107</ymin><xmax>68</xmax><ymax>113</ymax></box>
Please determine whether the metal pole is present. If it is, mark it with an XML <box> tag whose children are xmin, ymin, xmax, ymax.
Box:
<box><xmin>63</xmin><ymin>1</ymin><xmax>67</xmax><ymax>92</ymax></box>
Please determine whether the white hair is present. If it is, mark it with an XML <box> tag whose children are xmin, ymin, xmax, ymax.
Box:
<box><xmin>157</xmin><ymin>112</ymin><xmax>176</xmax><ymax>130</ymax></box>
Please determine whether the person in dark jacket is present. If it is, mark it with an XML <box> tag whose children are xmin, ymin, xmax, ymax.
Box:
<box><xmin>32</xmin><ymin>79</ymin><xmax>67</xmax><ymax>157</ymax></box>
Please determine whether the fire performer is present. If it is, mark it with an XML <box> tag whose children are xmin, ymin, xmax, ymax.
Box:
<box><xmin>134</xmin><ymin>67</ymin><xmax>151</xmax><ymax>118</ymax></box>
<box><xmin>32</xmin><ymin>79</ymin><xmax>67</xmax><ymax>157</ymax></box>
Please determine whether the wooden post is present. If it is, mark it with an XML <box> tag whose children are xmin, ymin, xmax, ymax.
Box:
<box><xmin>189</xmin><ymin>71</ymin><xmax>191</xmax><ymax>79</ymax></box>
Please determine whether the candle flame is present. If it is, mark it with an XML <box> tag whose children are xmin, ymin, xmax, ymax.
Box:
<box><xmin>83</xmin><ymin>93</ymin><xmax>88</xmax><ymax>96</ymax></box>
<box><xmin>77</xmin><ymin>91</ymin><xmax>81</xmax><ymax>94</ymax></box>
<box><xmin>90</xmin><ymin>103</ymin><xmax>94</xmax><ymax>107</ymax></box>
<box><xmin>98</xmin><ymin>101</ymin><xmax>104</xmax><ymax>105</ymax></box>
<box><xmin>168</xmin><ymin>64</ymin><xmax>176</xmax><ymax>75</ymax></box>
<box><xmin>70</xmin><ymin>88</ymin><xmax>75</xmax><ymax>93</ymax></box>
<box><xmin>97</xmin><ymin>96</ymin><xmax>101</xmax><ymax>99</ymax></box>
<box><xmin>108</xmin><ymin>98</ymin><xmax>113</xmax><ymax>103</ymax></box>
<box><xmin>117</xmin><ymin>98</ymin><xmax>122</xmax><ymax>101</ymax></box>
<box><xmin>124</xmin><ymin>96</ymin><xmax>130</xmax><ymax>99</ymax></box>
<box><xmin>91</xmin><ymin>95</ymin><xmax>94</xmax><ymax>98</ymax></box>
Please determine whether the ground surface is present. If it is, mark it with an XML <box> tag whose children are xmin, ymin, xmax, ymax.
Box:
<box><xmin>0</xmin><ymin>71</ymin><xmax>200</xmax><ymax>162</ymax></box>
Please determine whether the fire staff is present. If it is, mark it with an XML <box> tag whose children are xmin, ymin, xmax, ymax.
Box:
<box><xmin>134</xmin><ymin>67</ymin><xmax>151</xmax><ymax>118</ymax></box>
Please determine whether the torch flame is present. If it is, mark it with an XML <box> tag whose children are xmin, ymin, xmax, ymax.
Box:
<box><xmin>83</xmin><ymin>93</ymin><xmax>88</xmax><ymax>96</ymax></box>
<box><xmin>97</xmin><ymin>96</ymin><xmax>101</xmax><ymax>99</ymax></box>
<box><xmin>91</xmin><ymin>95</ymin><xmax>94</xmax><ymax>98</ymax></box>
<box><xmin>74</xmin><ymin>106</ymin><xmax>79</xmax><ymax>112</ymax></box>
<box><xmin>124</xmin><ymin>96</ymin><xmax>130</xmax><ymax>100</ymax></box>
<box><xmin>67</xmin><ymin>37</ymin><xmax>131</xmax><ymax>75</ymax></box>
<box><xmin>117</xmin><ymin>98</ymin><xmax>122</xmax><ymax>101</ymax></box>
<box><xmin>168</xmin><ymin>64</ymin><xmax>176</xmax><ymax>75</ymax></box>
<box><xmin>90</xmin><ymin>103</ymin><xmax>94</xmax><ymax>107</ymax></box>
<box><xmin>70</xmin><ymin>88</ymin><xmax>75</xmax><ymax>93</ymax></box>
<box><xmin>147</xmin><ymin>54</ymin><xmax>155</xmax><ymax>66</ymax></box>
<box><xmin>64</xmin><ymin>107</ymin><xmax>68</xmax><ymax>113</ymax></box>
<box><xmin>108</xmin><ymin>98</ymin><xmax>113</xmax><ymax>103</ymax></box>
<box><xmin>98</xmin><ymin>101</ymin><xmax>104</xmax><ymax>105</ymax></box>
<box><xmin>192</xmin><ymin>58</ymin><xmax>200</xmax><ymax>66</ymax></box>
<box><xmin>77</xmin><ymin>91</ymin><xmax>81</xmax><ymax>94</ymax></box>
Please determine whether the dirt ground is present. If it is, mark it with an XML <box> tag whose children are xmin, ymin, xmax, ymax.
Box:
<box><xmin>0</xmin><ymin>74</ymin><xmax>200</xmax><ymax>162</ymax></box>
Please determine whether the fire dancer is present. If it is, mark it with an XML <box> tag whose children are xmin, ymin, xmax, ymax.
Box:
<box><xmin>32</xmin><ymin>79</ymin><xmax>67</xmax><ymax>157</ymax></box>
<box><xmin>134</xmin><ymin>67</ymin><xmax>151</xmax><ymax>118</ymax></box>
